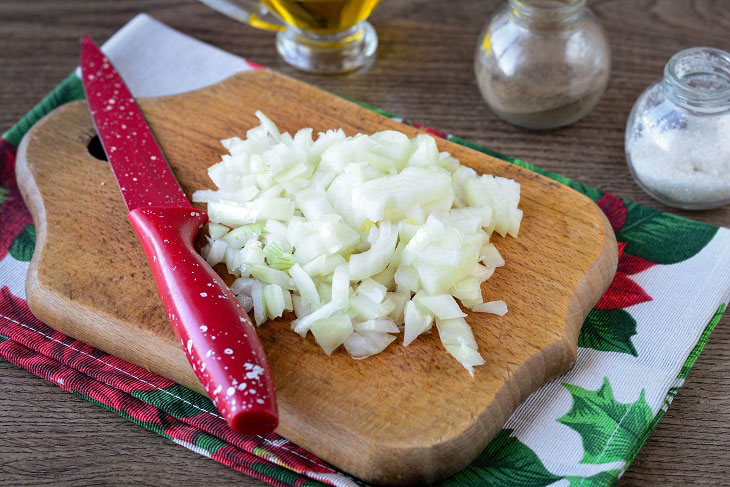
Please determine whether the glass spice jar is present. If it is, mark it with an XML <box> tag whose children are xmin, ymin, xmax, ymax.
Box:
<box><xmin>625</xmin><ymin>47</ymin><xmax>730</xmax><ymax>210</ymax></box>
<box><xmin>474</xmin><ymin>0</ymin><xmax>610</xmax><ymax>129</ymax></box>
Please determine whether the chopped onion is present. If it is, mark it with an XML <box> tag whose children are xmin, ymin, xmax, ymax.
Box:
<box><xmin>205</xmin><ymin>238</ymin><xmax>227</xmax><ymax>266</ymax></box>
<box><xmin>480</xmin><ymin>243</ymin><xmax>505</xmax><ymax>268</ymax></box>
<box><xmin>239</xmin><ymin>239</ymin><xmax>265</xmax><ymax>266</ymax></box>
<box><xmin>436</xmin><ymin>317</ymin><xmax>485</xmax><ymax>376</ymax></box>
<box><xmin>263</xmin><ymin>284</ymin><xmax>285</xmax><ymax>320</ymax></box>
<box><xmin>289</xmin><ymin>263</ymin><xmax>320</xmax><ymax>306</ymax></box>
<box><xmin>224</xmin><ymin>247</ymin><xmax>241</xmax><ymax>275</ymax></box>
<box><xmin>414</xmin><ymin>294</ymin><xmax>467</xmax><ymax>320</ymax></box>
<box><xmin>248</xmin><ymin>264</ymin><xmax>293</xmax><ymax>289</ymax></box>
<box><xmin>356</xmin><ymin>278</ymin><xmax>388</xmax><ymax>304</ymax></box>
<box><xmin>236</xmin><ymin>292</ymin><xmax>254</xmax><ymax>312</ymax></box>
<box><xmin>250</xmin><ymin>279</ymin><xmax>265</xmax><ymax>326</ymax></box>
<box><xmin>208</xmin><ymin>223</ymin><xmax>230</xmax><ymax>240</ymax></box>
<box><xmin>404</xmin><ymin>300</ymin><xmax>433</xmax><ymax>346</ymax></box>
<box><xmin>310</xmin><ymin>313</ymin><xmax>353</xmax><ymax>355</ymax></box>
<box><xmin>292</xmin><ymin>300</ymin><xmax>340</xmax><ymax>336</ymax></box>
<box><xmin>208</xmin><ymin>199</ymin><xmax>294</xmax><ymax>227</ymax></box>
<box><xmin>471</xmin><ymin>263</ymin><xmax>495</xmax><ymax>283</ymax></box>
<box><xmin>394</xmin><ymin>265</ymin><xmax>420</xmax><ymax>293</ymax></box>
<box><xmin>344</xmin><ymin>330</ymin><xmax>396</xmax><ymax>359</ymax></box>
<box><xmin>354</xmin><ymin>319</ymin><xmax>399</xmax><ymax>333</ymax></box>
<box><xmin>471</xmin><ymin>300</ymin><xmax>508</xmax><ymax>316</ymax></box>
<box><xmin>223</xmin><ymin>223</ymin><xmax>263</xmax><ymax>250</ymax></box>
<box><xmin>196</xmin><ymin>113</ymin><xmax>522</xmax><ymax>374</ymax></box>
<box><xmin>451</xmin><ymin>278</ymin><xmax>482</xmax><ymax>302</ymax></box>
<box><xmin>348</xmin><ymin>221</ymin><xmax>398</xmax><ymax>281</ymax></box>
<box><xmin>350</xmin><ymin>294</ymin><xmax>383</xmax><ymax>321</ymax></box>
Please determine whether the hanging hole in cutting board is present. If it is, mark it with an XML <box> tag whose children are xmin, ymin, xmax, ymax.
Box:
<box><xmin>87</xmin><ymin>135</ymin><xmax>108</xmax><ymax>161</ymax></box>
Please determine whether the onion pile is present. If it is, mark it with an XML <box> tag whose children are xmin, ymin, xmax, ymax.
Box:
<box><xmin>196</xmin><ymin>112</ymin><xmax>522</xmax><ymax>375</ymax></box>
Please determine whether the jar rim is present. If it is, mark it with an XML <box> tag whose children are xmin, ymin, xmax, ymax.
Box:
<box><xmin>508</xmin><ymin>0</ymin><xmax>586</xmax><ymax>23</ymax></box>
<box><xmin>664</xmin><ymin>47</ymin><xmax>730</xmax><ymax>107</ymax></box>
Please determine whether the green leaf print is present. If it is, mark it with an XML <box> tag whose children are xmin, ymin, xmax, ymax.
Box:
<box><xmin>0</xmin><ymin>186</ymin><xmax>8</xmax><ymax>205</ymax></box>
<box><xmin>678</xmin><ymin>303</ymin><xmax>726</xmax><ymax>379</ymax></box>
<box><xmin>132</xmin><ymin>384</ymin><xmax>216</xmax><ymax>418</ymax></box>
<box><xmin>3</xmin><ymin>73</ymin><xmax>85</xmax><ymax>147</ymax></box>
<box><xmin>618</xmin><ymin>201</ymin><xmax>717</xmax><ymax>264</ymax></box>
<box><xmin>195</xmin><ymin>432</ymin><xmax>227</xmax><ymax>454</ymax></box>
<box><xmin>664</xmin><ymin>385</ymin><xmax>681</xmax><ymax>409</ymax></box>
<box><xmin>578</xmin><ymin>309</ymin><xmax>638</xmax><ymax>356</ymax></box>
<box><xmin>559</xmin><ymin>378</ymin><xmax>653</xmax><ymax>464</ymax></box>
<box><xmin>566</xmin><ymin>470</ymin><xmax>620</xmax><ymax>487</ymax></box>
<box><xmin>441</xmin><ymin>429</ymin><xmax>561</xmax><ymax>486</ymax></box>
<box><xmin>9</xmin><ymin>224</ymin><xmax>35</xmax><ymax>262</ymax></box>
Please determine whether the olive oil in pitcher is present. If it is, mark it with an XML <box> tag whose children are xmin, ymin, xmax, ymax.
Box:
<box><xmin>261</xmin><ymin>0</ymin><xmax>380</xmax><ymax>35</ymax></box>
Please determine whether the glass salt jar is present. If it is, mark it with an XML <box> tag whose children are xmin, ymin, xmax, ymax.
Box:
<box><xmin>474</xmin><ymin>0</ymin><xmax>610</xmax><ymax>129</ymax></box>
<box><xmin>625</xmin><ymin>48</ymin><xmax>730</xmax><ymax>210</ymax></box>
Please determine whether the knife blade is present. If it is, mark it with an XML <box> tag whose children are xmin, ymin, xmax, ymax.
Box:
<box><xmin>80</xmin><ymin>36</ymin><xmax>277</xmax><ymax>434</ymax></box>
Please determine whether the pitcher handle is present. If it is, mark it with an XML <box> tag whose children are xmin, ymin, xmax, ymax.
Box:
<box><xmin>200</xmin><ymin>0</ymin><xmax>286</xmax><ymax>32</ymax></box>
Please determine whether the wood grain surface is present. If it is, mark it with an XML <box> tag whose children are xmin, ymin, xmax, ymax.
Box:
<box><xmin>1</xmin><ymin>0</ymin><xmax>728</xmax><ymax>485</ymax></box>
<box><xmin>16</xmin><ymin>68</ymin><xmax>615</xmax><ymax>484</ymax></box>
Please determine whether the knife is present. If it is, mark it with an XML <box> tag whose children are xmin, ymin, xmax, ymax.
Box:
<box><xmin>80</xmin><ymin>36</ymin><xmax>277</xmax><ymax>435</ymax></box>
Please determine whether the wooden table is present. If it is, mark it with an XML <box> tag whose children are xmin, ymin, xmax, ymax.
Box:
<box><xmin>1</xmin><ymin>1</ymin><xmax>728</xmax><ymax>485</ymax></box>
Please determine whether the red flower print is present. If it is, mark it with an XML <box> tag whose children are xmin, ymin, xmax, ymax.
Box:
<box><xmin>0</xmin><ymin>141</ymin><xmax>33</xmax><ymax>260</ymax></box>
<box><xmin>595</xmin><ymin>195</ymin><xmax>657</xmax><ymax>310</ymax></box>
<box><xmin>595</xmin><ymin>268</ymin><xmax>652</xmax><ymax>310</ymax></box>
<box><xmin>597</xmin><ymin>193</ymin><xmax>627</xmax><ymax>234</ymax></box>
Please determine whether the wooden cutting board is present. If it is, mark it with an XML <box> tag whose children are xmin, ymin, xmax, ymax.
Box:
<box><xmin>16</xmin><ymin>70</ymin><xmax>616</xmax><ymax>485</ymax></box>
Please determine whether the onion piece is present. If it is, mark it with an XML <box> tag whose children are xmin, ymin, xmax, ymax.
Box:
<box><xmin>289</xmin><ymin>263</ymin><xmax>320</xmax><ymax>306</ymax></box>
<box><xmin>354</xmin><ymin>319</ymin><xmax>399</xmax><ymax>333</ymax></box>
<box><xmin>263</xmin><ymin>284</ymin><xmax>286</xmax><ymax>319</ymax></box>
<box><xmin>394</xmin><ymin>265</ymin><xmax>420</xmax><ymax>293</ymax></box>
<box><xmin>480</xmin><ymin>243</ymin><xmax>505</xmax><ymax>268</ymax></box>
<box><xmin>223</xmin><ymin>223</ymin><xmax>263</xmax><ymax>249</ymax></box>
<box><xmin>451</xmin><ymin>278</ymin><xmax>481</xmax><ymax>302</ymax></box>
<box><xmin>471</xmin><ymin>300</ymin><xmax>508</xmax><ymax>316</ymax></box>
<box><xmin>208</xmin><ymin>223</ymin><xmax>230</xmax><ymax>240</ymax></box>
<box><xmin>403</xmin><ymin>300</ymin><xmax>433</xmax><ymax>346</ymax></box>
<box><xmin>310</xmin><ymin>313</ymin><xmax>353</xmax><ymax>355</ymax></box>
<box><xmin>436</xmin><ymin>317</ymin><xmax>485</xmax><ymax>376</ymax></box>
<box><xmin>348</xmin><ymin>221</ymin><xmax>398</xmax><ymax>281</ymax></box>
<box><xmin>208</xmin><ymin>199</ymin><xmax>294</xmax><ymax>226</ymax></box>
<box><xmin>248</xmin><ymin>264</ymin><xmax>293</xmax><ymax>289</ymax></box>
<box><xmin>263</xmin><ymin>241</ymin><xmax>297</xmax><ymax>270</ymax></box>
<box><xmin>414</xmin><ymin>294</ymin><xmax>467</xmax><ymax>320</ymax></box>
<box><xmin>356</xmin><ymin>278</ymin><xmax>388</xmax><ymax>304</ymax></box>
<box><xmin>250</xmin><ymin>279</ymin><xmax>265</xmax><ymax>326</ymax></box>
<box><xmin>205</xmin><ymin>239</ymin><xmax>227</xmax><ymax>266</ymax></box>
<box><xmin>344</xmin><ymin>331</ymin><xmax>396</xmax><ymax>359</ymax></box>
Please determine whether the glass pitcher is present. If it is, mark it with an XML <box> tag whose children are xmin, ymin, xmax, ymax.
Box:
<box><xmin>201</xmin><ymin>0</ymin><xmax>380</xmax><ymax>74</ymax></box>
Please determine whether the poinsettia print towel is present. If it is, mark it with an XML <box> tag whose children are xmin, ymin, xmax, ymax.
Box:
<box><xmin>3</xmin><ymin>14</ymin><xmax>730</xmax><ymax>487</ymax></box>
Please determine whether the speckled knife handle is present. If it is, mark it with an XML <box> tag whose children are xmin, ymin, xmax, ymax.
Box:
<box><xmin>128</xmin><ymin>206</ymin><xmax>277</xmax><ymax>434</ymax></box>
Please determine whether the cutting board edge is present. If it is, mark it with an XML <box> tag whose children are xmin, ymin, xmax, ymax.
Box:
<box><xmin>14</xmin><ymin>77</ymin><xmax>619</xmax><ymax>486</ymax></box>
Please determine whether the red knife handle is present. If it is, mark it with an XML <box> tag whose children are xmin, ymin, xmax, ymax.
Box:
<box><xmin>129</xmin><ymin>206</ymin><xmax>277</xmax><ymax>435</ymax></box>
